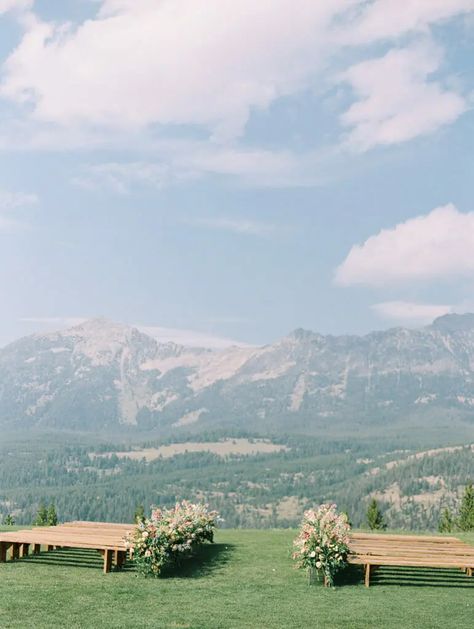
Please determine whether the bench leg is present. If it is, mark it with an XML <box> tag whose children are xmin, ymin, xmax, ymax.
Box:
<box><xmin>119</xmin><ymin>551</ymin><xmax>127</xmax><ymax>568</ymax></box>
<box><xmin>467</xmin><ymin>567</ymin><xmax>473</xmax><ymax>577</ymax></box>
<box><xmin>103</xmin><ymin>549</ymin><xmax>113</xmax><ymax>574</ymax></box>
<box><xmin>11</xmin><ymin>544</ymin><xmax>20</xmax><ymax>560</ymax></box>
<box><xmin>365</xmin><ymin>563</ymin><xmax>371</xmax><ymax>588</ymax></box>
<box><xmin>21</xmin><ymin>544</ymin><xmax>30</xmax><ymax>558</ymax></box>
<box><xmin>0</xmin><ymin>542</ymin><xmax>7</xmax><ymax>562</ymax></box>
<box><xmin>33</xmin><ymin>544</ymin><xmax>41</xmax><ymax>555</ymax></box>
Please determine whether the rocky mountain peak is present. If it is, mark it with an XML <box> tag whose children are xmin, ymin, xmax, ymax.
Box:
<box><xmin>3</xmin><ymin>314</ymin><xmax>474</xmax><ymax>433</ymax></box>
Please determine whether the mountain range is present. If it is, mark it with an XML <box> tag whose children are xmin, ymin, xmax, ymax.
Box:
<box><xmin>2</xmin><ymin>314</ymin><xmax>474</xmax><ymax>438</ymax></box>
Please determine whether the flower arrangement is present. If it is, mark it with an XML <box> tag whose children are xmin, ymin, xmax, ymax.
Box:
<box><xmin>125</xmin><ymin>500</ymin><xmax>220</xmax><ymax>577</ymax></box>
<box><xmin>292</xmin><ymin>503</ymin><xmax>350</xmax><ymax>587</ymax></box>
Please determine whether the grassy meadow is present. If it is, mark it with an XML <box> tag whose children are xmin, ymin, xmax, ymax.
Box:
<box><xmin>1</xmin><ymin>528</ymin><xmax>474</xmax><ymax>628</ymax></box>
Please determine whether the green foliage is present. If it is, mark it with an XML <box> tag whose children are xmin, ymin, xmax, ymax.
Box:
<box><xmin>134</xmin><ymin>504</ymin><xmax>145</xmax><ymax>524</ymax></box>
<box><xmin>438</xmin><ymin>507</ymin><xmax>454</xmax><ymax>533</ymax></box>
<box><xmin>2</xmin><ymin>514</ymin><xmax>15</xmax><ymax>526</ymax></box>
<box><xmin>458</xmin><ymin>483</ymin><xmax>474</xmax><ymax>532</ymax></box>
<box><xmin>47</xmin><ymin>503</ymin><xmax>58</xmax><ymax>526</ymax></box>
<box><xmin>366</xmin><ymin>499</ymin><xmax>386</xmax><ymax>530</ymax></box>
<box><xmin>1</xmin><ymin>433</ymin><xmax>474</xmax><ymax>531</ymax></box>
<box><xmin>341</xmin><ymin>511</ymin><xmax>352</xmax><ymax>527</ymax></box>
<box><xmin>34</xmin><ymin>503</ymin><xmax>49</xmax><ymax>526</ymax></box>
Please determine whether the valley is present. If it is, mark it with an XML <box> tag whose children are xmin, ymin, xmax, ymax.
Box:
<box><xmin>1</xmin><ymin>315</ymin><xmax>473</xmax><ymax>532</ymax></box>
<box><xmin>1</xmin><ymin>430</ymin><xmax>473</xmax><ymax>531</ymax></box>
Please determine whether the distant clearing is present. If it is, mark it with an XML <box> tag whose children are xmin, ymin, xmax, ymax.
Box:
<box><xmin>95</xmin><ymin>438</ymin><xmax>288</xmax><ymax>461</ymax></box>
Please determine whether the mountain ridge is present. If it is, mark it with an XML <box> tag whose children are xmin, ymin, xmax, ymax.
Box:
<box><xmin>2</xmin><ymin>314</ymin><xmax>474</xmax><ymax>436</ymax></box>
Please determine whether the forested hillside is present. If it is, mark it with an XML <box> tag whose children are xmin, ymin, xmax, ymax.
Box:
<box><xmin>1</xmin><ymin>432</ymin><xmax>472</xmax><ymax>530</ymax></box>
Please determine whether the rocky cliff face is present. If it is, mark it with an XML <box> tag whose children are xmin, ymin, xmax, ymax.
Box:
<box><xmin>1</xmin><ymin>314</ymin><xmax>474</xmax><ymax>433</ymax></box>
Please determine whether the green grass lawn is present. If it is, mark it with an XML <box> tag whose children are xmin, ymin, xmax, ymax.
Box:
<box><xmin>1</xmin><ymin>528</ymin><xmax>473</xmax><ymax>629</ymax></box>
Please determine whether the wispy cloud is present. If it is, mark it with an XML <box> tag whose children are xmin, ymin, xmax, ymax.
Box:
<box><xmin>339</xmin><ymin>43</ymin><xmax>467</xmax><ymax>151</ymax></box>
<box><xmin>19</xmin><ymin>317</ymin><xmax>252</xmax><ymax>349</ymax></box>
<box><xmin>0</xmin><ymin>188</ymin><xmax>38</xmax><ymax>230</ymax></box>
<box><xmin>71</xmin><ymin>143</ymin><xmax>333</xmax><ymax>192</ymax></box>
<box><xmin>72</xmin><ymin>162</ymin><xmax>179</xmax><ymax>193</ymax></box>
<box><xmin>0</xmin><ymin>189</ymin><xmax>38</xmax><ymax>210</ymax></box>
<box><xmin>185</xmin><ymin>216</ymin><xmax>278</xmax><ymax>237</ymax></box>
<box><xmin>371</xmin><ymin>301</ymin><xmax>453</xmax><ymax>325</ymax></box>
<box><xmin>139</xmin><ymin>325</ymin><xmax>253</xmax><ymax>349</ymax></box>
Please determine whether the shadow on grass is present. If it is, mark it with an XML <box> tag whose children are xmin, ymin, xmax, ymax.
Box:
<box><xmin>334</xmin><ymin>564</ymin><xmax>474</xmax><ymax>589</ymax></box>
<box><xmin>11</xmin><ymin>548</ymin><xmax>106</xmax><ymax>570</ymax></box>
<box><xmin>8</xmin><ymin>543</ymin><xmax>235</xmax><ymax>579</ymax></box>
<box><xmin>159</xmin><ymin>543</ymin><xmax>235</xmax><ymax>580</ymax></box>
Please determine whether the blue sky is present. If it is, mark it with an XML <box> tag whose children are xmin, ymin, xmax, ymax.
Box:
<box><xmin>0</xmin><ymin>0</ymin><xmax>473</xmax><ymax>348</ymax></box>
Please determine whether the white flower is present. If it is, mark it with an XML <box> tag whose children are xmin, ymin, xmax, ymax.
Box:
<box><xmin>310</xmin><ymin>551</ymin><xmax>316</xmax><ymax>558</ymax></box>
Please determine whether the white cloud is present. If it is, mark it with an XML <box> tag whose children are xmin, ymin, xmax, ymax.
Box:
<box><xmin>72</xmin><ymin>144</ymin><xmax>329</xmax><ymax>192</ymax></box>
<box><xmin>0</xmin><ymin>189</ymin><xmax>37</xmax><ymax>210</ymax></box>
<box><xmin>0</xmin><ymin>0</ymin><xmax>471</xmax><ymax>176</ymax></box>
<box><xmin>140</xmin><ymin>326</ymin><xmax>252</xmax><ymax>349</ymax></box>
<box><xmin>20</xmin><ymin>317</ymin><xmax>86</xmax><ymax>328</ymax></box>
<box><xmin>0</xmin><ymin>1</ymin><xmax>353</xmax><ymax>139</ymax></box>
<box><xmin>186</xmin><ymin>217</ymin><xmax>277</xmax><ymax>237</ymax></box>
<box><xmin>0</xmin><ymin>188</ymin><xmax>38</xmax><ymax>230</ymax></box>
<box><xmin>343</xmin><ymin>0</ymin><xmax>474</xmax><ymax>44</ymax></box>
<box><xmin>0</xmin><ymin>0</ymin><xmax>32</xmax><ymax>15</ymax></box>
<box><xmin>72</xmin><ymin>162</ymin><xmax>179</xmax><ymax>193</ymax></box>
<box><xmin>371</xmin><ymin>301</ymin><xmax>453</xmax><ymax>325</ymax></box>
<box><xmin>340</xmin><ymin>43</ymin><xmax>467</xmax><ymax>151</ymax></box>
<box><xmin>335</xmin><ymin>203</ymin><xmax>474</xmax><ymax>286</ymax></box>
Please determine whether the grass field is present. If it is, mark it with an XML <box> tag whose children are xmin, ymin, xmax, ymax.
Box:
<box><xmin>1</xmin><ymin>528</ymin><xmax>473</xmax><ymax>629</ymax></box>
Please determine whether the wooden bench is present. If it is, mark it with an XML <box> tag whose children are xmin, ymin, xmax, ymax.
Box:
<box><xmin>0</xmin><ymin>521</ymin><xmax>134</xmax><ymax>573</ymax></box>
<box><xmin>348</xmin><ymin>532</ymin><xmax>474</xmax><ymax>587</ymax></box>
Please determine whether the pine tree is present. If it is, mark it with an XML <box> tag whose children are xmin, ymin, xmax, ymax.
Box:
<box><xmin>3</xmin><ymin>514</ymin><xmax>15</xmax><ymax>526</ymax></box>
<box><xmin>47</xmin><ymin>503</ymin><xmax>58</xmax><ymax>526</ymax></box>
<box><xmin>367</xmin><ymin>498</ymin><xmax>386</xmax><ymax>530</ymax></box>
<box><xmin>438</xmin><ymin>507</ymin><xmax>454</xmax><ymax>533</ymax></box>
<box><xmin>34</xmin><ymin>503</ymin><xmax>49</xmax><ymax>526</ymax></box>
<box><xmin>342</xmin><ymin>511</ymin><xmax>352</xmax><ymax>527</ymax></box>
<box><xmin>134</xmin><ymin>504</ymin><xmax>145</xmax><ymax>524</ymax></box>
<box><xmin>458</xmin><ymin>483</ymin><xmax>474</xmax><ymax>532</ymax></box>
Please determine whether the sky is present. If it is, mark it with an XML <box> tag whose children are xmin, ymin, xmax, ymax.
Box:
<box><xmin>0</xmin><ymin>0</ymin><xmax>473</xmax><ymax>348</ymax></box>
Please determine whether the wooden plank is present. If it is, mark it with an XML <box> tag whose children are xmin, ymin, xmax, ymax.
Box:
<box><xmin>349</xmin><ymin>546</ymin><xmax>474</xmax><ymax>558</ymax></box>
<box><xmin>349</xmin><ymin>557</ymin><xmax>474</xmax><ymax>569</ymax></box>
<box><xmin>0</xmin><ymin>533</ymin><xmax>127</xmax><ymax>551</ymax></box>
<box><xmin>63</xmin><ymin>521</ymin><xmax>134</xmax><ymax>529</ymax></box>
<box><xmin>351</xmin><ymin>533</ymin><xmax>460</xmax><ymax>543</ymax></box>
<box><xmin>0</xmin><ymin>522</ymin><xmax>134</xmax><ymax>574</ymax></box>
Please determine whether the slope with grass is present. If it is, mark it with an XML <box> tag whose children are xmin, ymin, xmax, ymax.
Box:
<box><xmin>0</xmin><ymin>528</ymin><xmax>473</xmax><ymax>629</ymax></box>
